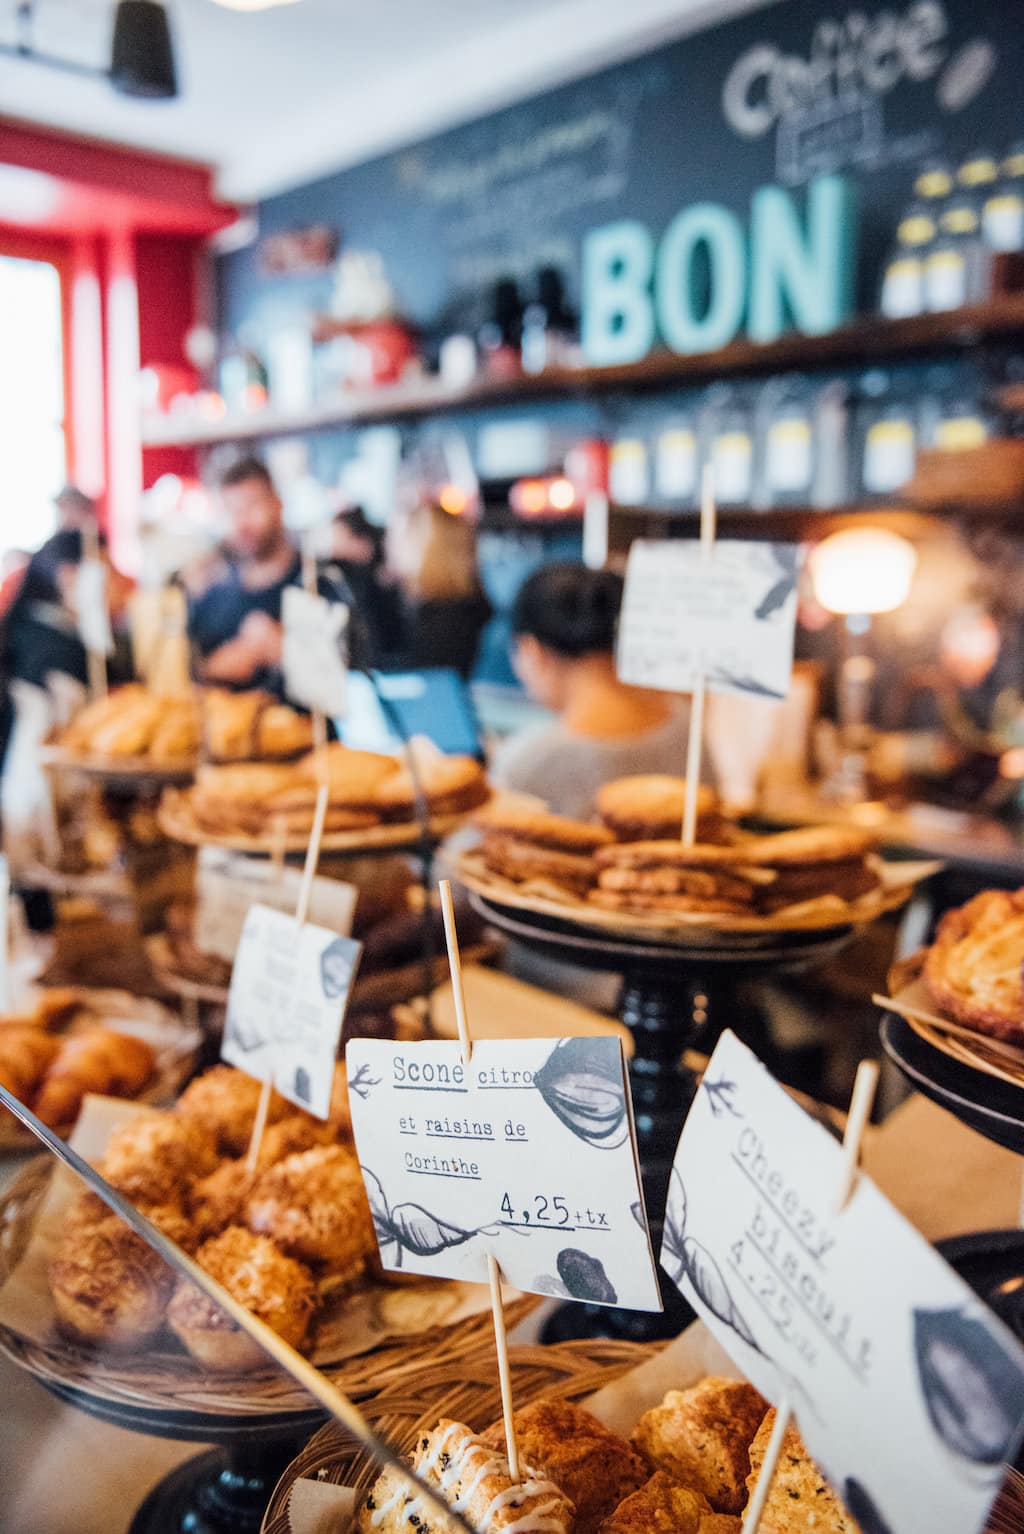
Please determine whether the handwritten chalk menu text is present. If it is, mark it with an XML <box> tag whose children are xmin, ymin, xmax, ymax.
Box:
<box><xmin>663</xmin><ymin>1031</ymin><xmax>1024</xmax><ymax>1534</ymax></box>
<box><xmin>346</xmin><ymin>1036</ymin><xmax>661</xmax><ymax>1311</ymax></box>
<box><xmin>223</xmin><ymin>903</ymin><xmax>361</xmax><ymax>1118</ymax></box>
<box><xmin>617</xmin><ymin>539</ymin><xmax>799</xmax><ymax>700</ymax></box>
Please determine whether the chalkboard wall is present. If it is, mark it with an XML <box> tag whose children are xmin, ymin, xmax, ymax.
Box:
<box><xmin>219</xmin><ymin>0</ymin><xmax>1023</xmax><ymax>346</ymax></box>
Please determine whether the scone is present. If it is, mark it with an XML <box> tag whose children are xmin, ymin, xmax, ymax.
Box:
<box><xmin>166</xmin><ymin>1226</ymin><xmax>317</xmax><ymax>1368</ymax></box>
<box><xmin>50</xmin><ymin>1217</ymin><xmax>177</xmax><ymax>1349</ymax></box>
<box><xmin>597</xmin><ymin>1471</ymin><xmax>712</xmax><ymax>1534</ymax></box>
<box><xmin>358</xmin><ymin>1418</ymin><xmax>574</xmax><ymax>1534</ymax></box>
<box><xmin>745</xmin><ymin>1412</ymin><xmax>860</xmax><ymax>1533</ymax></box>
<box><xmin>481</xmin><ymin>1400</ymin><xmax>648</xmax><ymax>1534</ymax></box>
<box><xmin>245</xmin><ymin>1144</ymin><xmax>375</xmax><ymax>1278</ymax></box>
<box><xmin>631</xmin><ymin>1378</ymin><xmax>767</xmax><ymax>1513</ymax></box>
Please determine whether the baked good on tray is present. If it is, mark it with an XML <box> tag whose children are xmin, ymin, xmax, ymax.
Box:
<box><xmin>170</xmin><ymin>741</ymin><xmax>487</xmax><ymax>840</ymax></box>
<box><xmin>595</xmin><ymin>776</ymin><xmax>725</xmax><ymax>843</ymax></box>
<box><xmin>354</xmin><ymin>1381</ymin><xmax>855</xmax><ymax>1534</ymax></box>
<box><xmin>47</xmin><ymin>1061</ymin><xmax>377</xmax><ymax>1368</ymax></box>
<box><xmin>589</xmin><ymin>828</ymin><xmax>879</xmax><ymax>921</ymax></box>
<box><xmin>475</xmin><ymin>802</ymin><xmax>615</xmax><ymax>898</ymax></box>
<box><xmin>358</xmin><ymin>1419</ymin><xmax>575</xmax><ymax>1534</ymax></box>
<box><xmin>57</xmin><ymin>686</ymin><xmax>200</xmax><ymax>764</ymax></box>
<box><xmin>921</xmin><ymin>888</ymin><xmax>1024</xmax><ymax>1043</ymax></box>
<box><xmin>0</xmin><ymin>995</ymin><xmax>158</xmax><ymax>1137</ymax></box>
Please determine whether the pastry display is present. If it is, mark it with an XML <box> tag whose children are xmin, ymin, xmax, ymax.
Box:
<box><xmin>53</xmin><ymin>684</ymin><xmax>317</xmax><ymax>769</ymax></box>
<box><xmin>353</xmin><ymin>1381</ymin><xmax>854</xmax><ymax>1534</ymax></box>
<box><xmin>919</xmin><ymin>888</ymin><xmax>1024</xmax><ymax>1043</ymax></box>
<box><xmin>162</xmin><ymin>741</ymin><xmax>488</xmax><ymax>845</ymax></box>
<box><xmin>46</xmin><ymin>1062</ymin><xmax>378</xmax><ymax>1368</ymax></box>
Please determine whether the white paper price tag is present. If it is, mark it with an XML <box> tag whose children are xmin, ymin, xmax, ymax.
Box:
<box><xmin>617</xmin><ymin>539</ymin><xmax>799</xmax><ymax>700</ymax></box>
<box><xmin>196</xmin><ymin>847</ymin><xmax>357</xmax><ymax>963</ymax></box>
<box><xmin>222</xmin><ymin>903</ymin><xmax>361</xmax><ymax>1118</ymax></box>
<box><xmin>346</xmin><ymin>1036</ymin><xmax>661</xmax><ymax>1311</ymax></box>
<box><xmin>663</xmin><ymin>1031</ymin><xmax>1024</xmax><ymax>1534</ymax></box>
<box><xmin>282</xmin><ymin>586</ymin><xmax>349</xmax><ymax>716</ymax></box>
<box><xmin>76</xmin><ymin>559</ymin><xmax>114</xmax><ymax>655</ymax></box>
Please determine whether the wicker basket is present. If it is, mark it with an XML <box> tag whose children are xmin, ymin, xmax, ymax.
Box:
<box><xmin>261</xmin><ymin>1336</ymin><xmax>658</xmax><ymax>1534</ymax></box>
<box><xmin>0</xmin><ymin>1157</ymin><xmax>538</xmax><ymax>1424</ymax></box>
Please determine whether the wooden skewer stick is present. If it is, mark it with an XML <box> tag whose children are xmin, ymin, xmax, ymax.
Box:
<box><xmin>681</xmin><ymin>466</ymin><xmax>717</xmax><ymax>845</ymax></box>
<box><xmin>245</xmin><ymin>783</ymin><xmax>330</xmax><ymax>1176</ymax></box>
<box><xmin>741</xmin><ymin>1057</ymin><xmax>879</xmax><ymax>1534</ymax></box>
<box><xmin>439</xmin><ymin>876</ymin><xmax>520</xmax><ymax>1479</ymax></box>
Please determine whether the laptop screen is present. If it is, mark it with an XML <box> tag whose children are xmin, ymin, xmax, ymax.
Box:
<box><xmin>336</xmin><ymin>669</ymin><xmax>484</xmax><ymax>758</ymax></box>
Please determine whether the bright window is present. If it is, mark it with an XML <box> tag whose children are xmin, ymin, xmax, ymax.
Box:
<box><xmin>0</xmin><ymin>255</ymin><xmax>66</xmax><ymax>559</ymax></box>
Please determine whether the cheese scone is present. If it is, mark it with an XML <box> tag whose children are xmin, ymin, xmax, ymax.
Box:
<box><xmin>597</xmin><ymin>1471</ymin><xmax>712</xmax><ymax>1534</ymax></box>
<box><xmin>745</xmin><ymin>1413</ymin><xmax>860</xmax><ymax>1534</ymax></box>
<box><xmin>358</xmin><ymin>1418</ymin><xmax>574</xmax><ymax>1534</ymax></box>
<box><xmin>631</xmin><ymin>1378</ymin><xmax>767</xmax><ymax>1514</ymax></box>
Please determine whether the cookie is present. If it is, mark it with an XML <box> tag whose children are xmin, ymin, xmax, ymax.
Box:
<box><xmin>483</xmin><ymin>834</ymin><xmax>597</xmax><ymax>895</ymax></box>
<box><xmin>596</xmin><ymin>776</ymin><xmax>719</xmax><ymax>840</ymax></box>
<box><xmin>476</xmin><ymin>802</ymin><xmax>614</xmax><ymax>854</ymax></box>
<box><xmin>588</xmin><ymin>889</ymin><xmax>751</xmax><ymax>915</ymax></box>
<box><xmin>596</xmin><ymin>865</ymin><xmax>758</xmax><ymax>904</ymax></box>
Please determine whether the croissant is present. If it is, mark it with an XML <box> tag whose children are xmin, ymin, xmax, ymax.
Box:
<box><xmin>32</xmin><ymin>1029</ymin><xmax>155</xmax><ymax>1128</ymax></box>
<box><xmin>0</xmin><ymin>1028</ymin><xmax>61</xmax><ymax>1099</ymax></box>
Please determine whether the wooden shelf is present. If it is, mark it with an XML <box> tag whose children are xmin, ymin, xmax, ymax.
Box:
<box><xmin>610</xmin><ymin>501</ymin><xmax>1020</xmax><ymax>542</ymax></box>
<box><xmin>140</xmin><ymin>295</ymin><xmax>1024</xmax><ymax>450</ymax></box>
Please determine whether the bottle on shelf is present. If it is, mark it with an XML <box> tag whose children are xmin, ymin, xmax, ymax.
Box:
<box><xmin>653</xmin><ymin>412</ymin><xmax>699</xmax><ymax>510</ymax></box>
<box><xmin>982</xmin><ymin>143</ymin><xmax>1024</xmax><ymax>253</ymax></box>
<box><xmin>879</xmin><ymin>201</ymin><xmax>938</xmax><ymax>318</ymax></box>
<box><xmin>925</xmin><ymin>189</ymin><xmax>991</xmax><ymax>311</ymax></box>
<box><xmin>701</xmin><ymin>384</ymin><xmax>755</xmax><ymax>506</ymax></box>
<box><xmin>479</xmin><ymin>278</ymin><xmax>524</xmax><ymax>379</ymax></box>
<box><xmin>858</xmin><ymin>372</ymin><xmax>918</xmax><ymax>497</ymax></box>
<box><xmin>758</xmin><ymin>374</ymin><xmax>817</xmax><ymax>509</ymax></box>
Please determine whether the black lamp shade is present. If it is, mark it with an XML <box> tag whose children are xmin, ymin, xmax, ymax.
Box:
<box><xmin>111</xmin><ymin>1</ymin><xmax>178</xmax><ymax>99</ymax></box>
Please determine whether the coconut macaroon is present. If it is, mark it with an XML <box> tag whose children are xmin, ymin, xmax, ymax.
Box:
<box><xmin>174</xmin><ymin>1065</ymin><xmax>290</xmax><ymax>1156</ymax></box>
<box><xmin>49</xmin><ymin>1216</ymin><xmax>178</xmax><ymax>1349</ymax></box>
<box><xmin>166</xmin><ymin>1226</ymin><xmax>317</xmax><ymax>1370</ymax></box>
<box><xmin>100</xmin><ymin>1113</ymin><xmax>218</xmax><ymax>1204</ymax></box>
<box><xmin>358</xmin><ymin>1418</ymin><xmax>575</xmax><ymax>1534</ymax></box>
<box><xmin>245</xmin><ymin>1143</ymin><xmax>376</xmax><ymax>1278</ymax></box>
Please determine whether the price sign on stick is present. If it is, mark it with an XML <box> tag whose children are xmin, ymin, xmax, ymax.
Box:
<box><xmin>282</xmin><ymin>585</ymin><xmax>349</xmax><ymax>719</ymax></box>
<box><xmin>222</xmin><ymin>904</ymin><xmax>360</xmax><ymax>1119</ymax></box>
<box><xmin>663</xmin><ymin>1030</ymin><xmax>1024</xmax><ymax>1534</ymax></box>
<box><xmin>617</xmin><ymin>537</ymin><xmax>799</xmax><ymax>702</ymax></box>
<box><xmin>196</xmin><ymin>847</ymin><xmax>357</xmax><ymax>964</ymax></box>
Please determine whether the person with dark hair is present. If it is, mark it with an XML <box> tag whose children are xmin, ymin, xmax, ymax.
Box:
<box><xmin>325</xmin><ymin>506</ymin><xmax>400</xmax><ymax>664</ymax></box>
<box><xmin>188</xmin><ymin>457</ymin><xmax>309</xmax><ymax>691</ymax></box>
<box><xmin>490</xmin><ymin>561</ymin><xmax>695</xmax><ymax>817</ymax></box>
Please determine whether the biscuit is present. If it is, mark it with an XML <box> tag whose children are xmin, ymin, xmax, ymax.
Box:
<box><xmin>596</xmin><ymin>865</ymin><xmax>758</xmax><ymax>904</ymax></box>
<box><xmin>483</xmin><ymin>834</ymin><xmax>598</xmax><ymax>895</ymax></box>
<box><xmin>631</xmin><ymin>1378</ymin><xmax>768</xmax><ymax>1513</ymax></box>
<box><xmin>597</xmin><ymin>1471</ymin><xmax>711</xmax><ymax>1534</ymax></box>
<box><xmin>476</xmin><ymin>802</ymin><xmax>614</xmax><ymax>853</ymax></box>
<box><xmin>745</xmin><ymin>1413</ymin><xmax>859</xmax><ymax>1532</ymax></box>
<box><xmin>595</xmin><ymin>840</ymin><xmax>764</xmax><ymax>871</ymax></box>
<box><xmin>734</xmin><ymin>827</ymin><xmax>875</xmax><ymax>867</ymax></box>
<box><xmin>588</xmin><ymin>889</ymin><xmax>751</xmax><ymax>916</ymax></box>
<box><xmin>376</xmin><ymin>753</ymin><xmax>488</xmax><ymax>817</ymax></box>
<box><xmin>596</xmin><ymin>776</ymin><xmax>719</xmax><ymax>840</ymax></box>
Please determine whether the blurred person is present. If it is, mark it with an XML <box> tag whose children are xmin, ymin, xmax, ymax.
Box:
<box><xmin>53</xmin><ymin>484</ymin><xmax>99</xmax><ymax>533</ymax></box>
<box><xmin>490</xmin><ymin>561</ymin><xmax>695</xmax><ymax>818</ymax></box>
<box><xmin>188</xmin><ymin>457</ymin><xmax>305</xmax><ymax>691</ymax></box>
<box><xmin>385</xmin><ymin>501</ymin><xmax>491</xmax><ymax>677</ymax></box>
<box><xmin>0</xmin><ymin>527</ymin><xmax>130</xmax><ymax>873</ymax></box>
<box><xmin>325</xmin><ymin>506</ymin><xmax>400</xmax><ymax>664</ymax></box>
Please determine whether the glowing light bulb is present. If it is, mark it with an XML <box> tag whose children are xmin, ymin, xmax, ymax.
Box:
<box><xmin>810</xmin><ymin>527</ymin><xmax>917</xmax><ymax>616</ymax></box>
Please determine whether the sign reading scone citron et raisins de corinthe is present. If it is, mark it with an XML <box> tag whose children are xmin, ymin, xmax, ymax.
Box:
<box><xmin>617</xmin><ymin>540</ymin><xmax>800</xmax><ymax>701</ymax></box>
<box><xmin>222</xmin><ymin>902</ymin><xmax>361</xmax><ymax>1119</ymax></box>
<box><xmin>345</xmin><ymin>1036</ymin><xmax>661</xmax><ymax>1310</ymax></box>
<box><xmin>664</xmin><ymin>1030</ymin><xmax>1024</xmax><ymax>1534</ymax></box>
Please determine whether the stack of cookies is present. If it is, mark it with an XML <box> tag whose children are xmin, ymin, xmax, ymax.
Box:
<box><xmin>476</xmin><ymin>802</ymin><xmax>615</xmax><ymax>898</ymax></box>
<box><xmin>591</xmin><ymin>826</ymin><xmax>878</xmax><ymax>919</ymax></box>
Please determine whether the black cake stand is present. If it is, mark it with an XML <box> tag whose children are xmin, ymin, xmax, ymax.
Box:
<box><xmin>467</xmin><ymin>889</ymin><xmax>858</xmax><ymax>1342</ymax></box>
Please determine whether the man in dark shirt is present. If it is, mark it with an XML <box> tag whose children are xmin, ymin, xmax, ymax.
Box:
<box><xmin>189</xmin><ymin>457</ymin><xmax>306</xmax><ymax>692</ymax></box>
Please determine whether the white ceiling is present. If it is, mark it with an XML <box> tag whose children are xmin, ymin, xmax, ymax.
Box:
<box><xmin>0</xmin><ymin>0</ymin><xmax>769</xmax><ymax>203</ymax></box>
